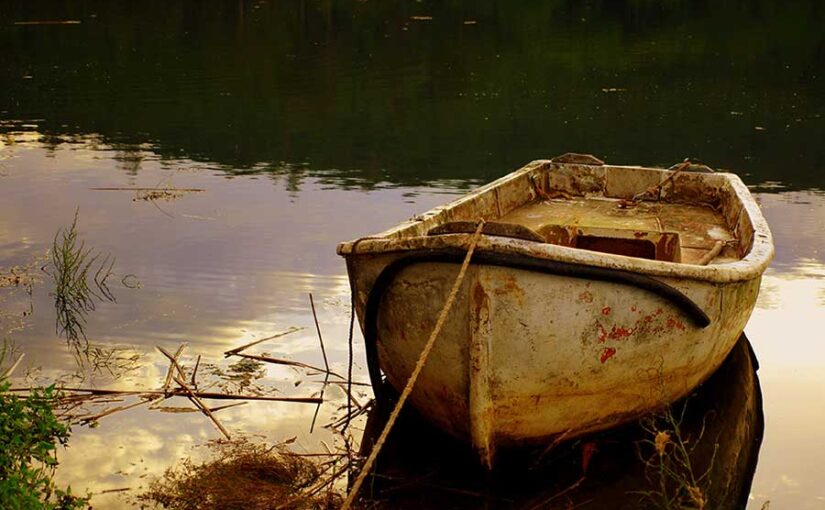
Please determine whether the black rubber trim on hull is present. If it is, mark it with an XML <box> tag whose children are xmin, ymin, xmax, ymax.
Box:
<box><xmin>363</xmin><ymin>248</ymin><xmax>712</xmax><ymax>398</ymax></box>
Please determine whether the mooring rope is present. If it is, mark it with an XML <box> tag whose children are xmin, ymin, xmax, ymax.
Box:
<box><xmin>340</xmin><ymin>219</ymin><xmax>486</xmax><ymax>510</ymax></box>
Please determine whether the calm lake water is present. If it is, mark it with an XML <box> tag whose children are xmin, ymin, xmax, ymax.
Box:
<box><xmin>2</xmin><ymin>1</ymin><xmax>824</xmax><ymax>508</ymax></box>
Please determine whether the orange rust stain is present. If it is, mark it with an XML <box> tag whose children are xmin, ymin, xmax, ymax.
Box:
<box><xmin>642</xmin><ymin>308</ymin><xmax>664</xmax><ymax>324</ymax></box>
<box><xmin>666</xmin><ymin>317</ymin><xmax>686</xmax><ymax>331</ymax></box>
<box><xmin>633</xmin><ymin>231</ymin><xmax>649</xmax><ymax>238</ymax></box>
<box><xmin>601</xmin><ymin>306</ymin><xmax>612</xmax><ymax>316</ymax></box>
<box><xmin>578</xmin><ymin>291</ymin><xmax>594</xmax><ymax>304</ymax></box>
<box><xmin>492</xmin><ymin>274</ymin><xmax>525</xmax><ymax>304</ymax></box>
<box><xmin>600</xmin><ymin>347</ymin><xmax>617</xmax><ymax>363</ymax></box>
<box><xmin>596</xmin><ymin>322</ymin><xmax>607</xmax><ymax>343</ymax></box>
<box><xmin>493</xmin><ymin>274</ymin><xmax>519</xmax><ymax>294</ymax></box>
<box><xmin>608</xmin><ymin>325</ymin><xmax>634</xmax><ymax>340</ymax></box>
<box><xmin>472</xmin><ymin>282</ymin><xmax>490</xmax><ymax>322</ymax></box>
<box><xmin>503</xmin><ymin>275</ymin><xmax>519</xmax><ymax>291</ymax></box>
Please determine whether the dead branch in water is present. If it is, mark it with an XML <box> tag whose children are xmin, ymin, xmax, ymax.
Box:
<box><xmin>157</xmin><ymin>345</ymin><xmax>188</xmax><ymax>380</ymax></box>
<box><xmin>8</xmin><ymin>386</ymin><xmax>323</xmax><ymax>403</ymax></box>
<box><xmin>162</xmin><ymin>344</ymin><xmax>186</xmax><ymax>394</ymax></box>
<box><xmin>173</xmin><ymin>374</ymin><xmax>231</xmax><ymax>440</ymax></box>
<box><xmin>158</xmin><ymin>345</ymin><xmax>233</xmax><ymax>438</ymax></box>
<box><xmin>309</xmin><ymin>293</ymin><xmax>329</xmax><ymax>434</ymax></box>
<box><xmin>78</xmin><ymin>396</ymin><xmax>159</xmax><ymax>425</ymax></box>
<box><xmin>1</xmin><ymin>353</ymin><xmax>25</xmax><ymax>378</ymax></box>
<box><xmin>9</xmin><ymin>340</ymin><xmax>324</xmax><ymax>435</ymax></box>
<box><xmin>157</xmin><ymin>345</ymin><xmax>232</xmax><ymax>439</ymax></box>
<box><xmin>223</xmin><ymin>326</ymin><xmax>304</xmax><ymax>357</ymax></box>
<box><xmin>190</xmin><ymin>354</ymin><xmax>201</xmax><ymax>388</ymax></box>
<box><xmin>231</xmin><ymin>352</ymin><xmax>347</xmax><ymax>381</ymax></box>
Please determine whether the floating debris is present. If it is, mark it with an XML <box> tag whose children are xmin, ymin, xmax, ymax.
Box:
<box><xmin>13</xmin><ymin>20</ymin><xmax>81</xmax><ymax>25</ymax></box>
<box><xmin>8</xmin><ymin>342</ymin><xmax>324</xmax><ymax>437</ymax></box>
<box><xmin>136</xmin><ymin>438</ymin><xmax>350</xmax><ymax>510</ymax></box>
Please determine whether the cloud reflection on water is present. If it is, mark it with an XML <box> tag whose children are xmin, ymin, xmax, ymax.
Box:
<box><xmin>1</xmin><ymin>137</ymin><xmax>454</xmax><ymax>508</ymax></box>
<box><xmin>745</xmin><ymin>192</ymin><xmax>825</xmax><ymax>509</ymax></box>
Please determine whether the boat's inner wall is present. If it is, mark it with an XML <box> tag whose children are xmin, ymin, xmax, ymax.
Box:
<box><xmin>541</xmin><ymin>163</ymin><xmax>755</xmax><ymax>260</ymax></box>
<box><xmin>380</xmin><ymin>162</ymin><xmax>754</xmax><ymax>265</ymax></box>
<box><xmin>499</xmin><ymin>197</ymin><xmax>737</xmax><ymax>265</ymax></box>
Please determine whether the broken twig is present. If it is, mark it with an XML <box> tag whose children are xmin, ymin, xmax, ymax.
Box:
<box><xmin>223</xmin><ymin>326</ymin><xmax>304</xmax><ymax>357</ymax></box>
<box><xmin>232</xmin><ymin>353</ymin><xmax>346</xmax><ymax>381</ymax></box>
<box><xmin>161</xmin><ymin>344</ymin><xmax>186</xmax><ymax>394</ymax></box>
<box><xmin>309</xmin><ymin>293</ymin><xmax>329</xmax><ymax>433</ymax></box>
<box><xmin>8</xmin><ymin>387</ymin><xmax>322</xmax><ymax>403</ymax></box>
<box><xmin>174</xmin><ymin>374</ymin><xmax>231</xmax><ymax>439</ymax></box>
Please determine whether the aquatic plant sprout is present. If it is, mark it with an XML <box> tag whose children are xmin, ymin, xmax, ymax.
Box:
<box><xmin>50</xmin><ymin>209</ymin><xmax>115</xmax><ymax>344</ymax></box>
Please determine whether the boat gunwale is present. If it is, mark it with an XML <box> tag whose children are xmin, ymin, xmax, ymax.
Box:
<box><xmin>337</xmin><ymin>160</ymin><xmax>774</xmax><ymax>284</ymax></box>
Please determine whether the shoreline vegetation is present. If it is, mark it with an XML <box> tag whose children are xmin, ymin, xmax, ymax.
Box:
<box><xmin>1</xmin><ymin>344</ymin><xmax>89</xmax><ymax>510</ymax></box>
<box><xmin>2</xmin><ymin>224</ymin><xmax>363</xmax><ymax>508</ymax></box>
<box><xmin>1</xmin><ymin>317</ymin><xmax>363</xmax><ymax>510</ymax></box>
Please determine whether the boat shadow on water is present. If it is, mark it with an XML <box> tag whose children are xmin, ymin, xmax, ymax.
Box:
<box><xmin>358</xmin><ymin>334</ymin><xmax>763</xmax><ymax>510</ymax></box>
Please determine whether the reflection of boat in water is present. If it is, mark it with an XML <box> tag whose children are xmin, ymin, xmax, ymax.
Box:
<box><xmin>339</xmin><ymin>156</ymin><xmax>773</xmax><ymax>466</ymax></box>
<box><xmin>358</xmin><ymin>334</ymin><xmax>764</xmax><ymax>510</ymax></box>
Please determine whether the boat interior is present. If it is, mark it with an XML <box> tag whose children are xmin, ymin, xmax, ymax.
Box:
<box><xmin>497</xmin><ymin>197</ymin><xmax>736</xmax><ymax>265</ymax></box>
<box><xmin>406</xmin><ymin>161</ymin><xmax>755</xmax><ymax>266</ymax></box>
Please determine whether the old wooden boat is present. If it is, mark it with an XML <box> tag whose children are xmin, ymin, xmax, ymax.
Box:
<box><xmin>359</xmin><ymin>334</ymin><xmax>764</xmax><ymax>510</ymax></box>
<box><xmin>337</xmin><ymin>155</ymin><xmax>773</xmax><ymax>467</ymax></box>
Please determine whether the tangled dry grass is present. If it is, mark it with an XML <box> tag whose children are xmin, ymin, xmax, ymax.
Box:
<box><xmin>137</xmin><ymin>439</ymin><xmax>347</xmax><ymax>510</ymax></box>
<box><xmin>636</xmin><ymin>402</ymin><xmax>718</xmax><ymax>510</ymax></box>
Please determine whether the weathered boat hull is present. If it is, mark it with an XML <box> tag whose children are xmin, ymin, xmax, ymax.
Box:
<box><xmin>358</xmin><ymin>334</ymin><xmax>764</xmax><ymax>510</ymax></box>
<box><xmin>339</xmin><ymin>158</ymin><xmax>773</xmax><ymax>466</ymax></box>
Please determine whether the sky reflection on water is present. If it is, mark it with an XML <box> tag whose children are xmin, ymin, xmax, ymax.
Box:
<box><xmin>744</xmin><ymin>193</ymin><xmax>825</xmax><ymax>509</ymax></box>
<box><xmin>1</xmin><ymin>137</ymin><xmax>458</xmax><ymax>507</ymax></box>
<box><xmin>1</xmin><ymin>135</ymin><xmax>824</xmax><ymax>508</ymax></box>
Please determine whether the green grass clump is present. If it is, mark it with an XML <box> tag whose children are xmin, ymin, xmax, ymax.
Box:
<box><xmin>51</xmin><ymin>210</ymin><xmax>115</xmax><ymax>344</ymax></box>
<box><xmin>0</xmin><ymin>376</ymin><xmax>88</xmax><ymax>509</ymax></box>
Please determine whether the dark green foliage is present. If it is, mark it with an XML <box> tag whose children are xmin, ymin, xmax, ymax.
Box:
<box><xmin>0</xmin><ymin>378</ymin><xmax>89</xmax><ymax>510</ymax></box>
